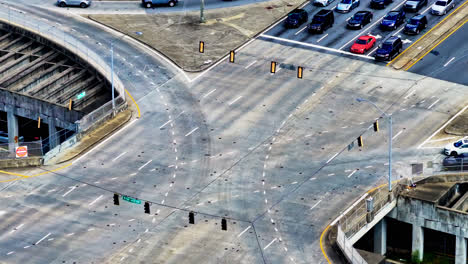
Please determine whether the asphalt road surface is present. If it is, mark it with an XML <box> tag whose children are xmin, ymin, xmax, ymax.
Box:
<box><xmin>0</xmin><ymin>1</ymin><xmax>467</xmax><ymax>264</ymax></box>
<box><xmin>408</xmin><ymin>20</ymin><xmax>468</xmax><ymax>86</ymax></box>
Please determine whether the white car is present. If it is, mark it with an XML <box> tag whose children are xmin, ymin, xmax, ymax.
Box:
<box><xmin>444</xmin><ymin>139</ymin><xmax>468</xmax><ymax>156</ymax></box>
<box><xmin>313</xmin><ymin>0</ymin><xmax>335</xmax><ymax>6</ymax></box>
<box><xmin>57</xmin><ymin>0</ymin><xmax>92</xmax><ymax>8</ymax></box>
<box><xmin>431</xmin><ymin>0</ymin><xmax>455</xmax><ymax>15</ymax></box>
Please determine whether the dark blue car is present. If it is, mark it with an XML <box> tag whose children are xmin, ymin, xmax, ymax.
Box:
<box><xmin>284</xmin><ymin>9</ymin><xmax>309</xmax><ymax>28</ymax></box>
<box><xmin>374</xmin><ymin>36</ymin><xmax>403</xmax><ymax>61</ymax></box>
<box><xmin>380</xmin><ymin>10</ymin><xmax>406</xmax><ymax>30</ymax></box>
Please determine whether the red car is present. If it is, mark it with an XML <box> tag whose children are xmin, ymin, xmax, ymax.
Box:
<box><xmin>350</xmin><ymin>35</ymin><xmax>376</xmax><ymax>54</ymax></box>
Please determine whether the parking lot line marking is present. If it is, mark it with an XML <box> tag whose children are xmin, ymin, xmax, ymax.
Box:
<box><xmin>260</xmin><ymin>34</ymin><xmax>374</xmax><ymax>60</ymax></box>
<box><xmin>203</xmin><ymin>89</ymin><xmax>216</xmax><ymax>98</ymax></box>
<box><xmin>185</xmin><ymin>127</ymin><xmax>199</xmax><ymax>137</ymax></box>
<box><xmin>428</xmin><ymin>136</ymin><xmax>458</xmax><ymax>143</ymax></box>
<box><xmin>229</xmin><ymin>96</ymin><xmax>243</xmax><ymax>105</ymax></box>
<box><xmin>347</xmin><ymin>170</ymin><xmax>357</xmax><ymax>178</ymax></box>
<box><xmin>444</xmin><ymin>57</ymin><xmax>456</xmax><ymax>67</ymax></box>
<box><xmin>317</xmin><ymin>33</ymin><xmax>329</xmax><ymax>43</ymax></box>
<box><xmin>237</xmin><ymin>226</ymin><xmax>252</xmax><ymax>237</ymax></box>
<box><xmin>428</xmin><ymin>99</ymin><xmax>440</xmax><ymax>109</ymax></box>
<box><xmin>393</xmin><ymin>130</ymin><xmax>403</xmax><ymax>140</ymax></box>
<box><xmin>89</xmin><ymin>195</ymin><xmax>103</xmax><ymax>206</ymax></box>
<box><xmin>295</xmin><ymin>26</ymin><xmax>308</xmax><ymax>35</ymax></box>
<box><xmin>34</xmin><ymin>233</ymin><xmax>51</xmax><ymax>245</ymax></box>
<box><xmin>112</xmin><ymin>151</ymin><xmax>127</xmax><ymax>162</ymax></box>
<box><xmin>245</xmin><ymin>60</ymin><xmax>257</xmax><ymax>69</ymax></box>
<box><xmin>264</xmin><ymin>238</ymin><xmax>277</xmax><ymax>250</ymax></box>
<box><xmin>310</xmin><ymin>199</ymin><xmax>322</xmax><ymax>210</ymax></box>
<box><xmin>139</xmin><ymin>160</ymin><xmax>153</xmax><ymax>170</ymax></box>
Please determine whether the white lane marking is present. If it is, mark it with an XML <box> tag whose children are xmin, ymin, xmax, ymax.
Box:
<box><xmin>7</xmin><ymin>251</ymin><xmax>14</xmax><ymax>255</ymax></box>
<box><xmin>66</xmin><ymin>233</ymin><xmax>74</xmax><ymax>236</ymax></box>
<box><xmin>88</xmin><ymin>228</ymin><xmax>95</xmax><ymax>231</ymax></box>
<box><xmin>326</xmin><ymin>152</ymin><xmax>339</xmax><ymax>164</ymax></box>
<box><xmin>392</xmin><ymin>130</ymin><xmax>403</xmax><ymax>141</ymax></box>
<box><xmin>34</xmin><ymin>233</ymin><xmax>51</xmax><ymax>245</ymax></box>
<box><xmin>347</xmin><ymin>170</ymin><xmax>357</xmax><ymax>178</ymax></box>
<box><xmin>229</xmin><ymin>96</ymin><xmax>243</xmax><ymax>105</ymax></box>
<box><xmin>112</xmin><ymin>152</ymin><xmax>127</xmax><ymax>162</ymax></box>
<box><xmin>328</xmin><ymin>173</ymin><xmax>335</xmax><ymax>176</ymax></box>
<box><xmin>128</xmin><ymin>219</ymin><xmax>135</xmax><ymax>222</ymax></box>
<box><xmin>47</xmin><ymin>189</ymin><xmax>56</xmax><ymax>193</ymax></box>
<box><xmin>203</xmin><ymin>89</ymin><xmax>216</xmax><ymax>98</ymax></box>
<box><xmin>237</xmin><ymin>226</ymin><xmax>252</xmax><ymax>238</ymax></box>
<box><xmin>260</xmin><ymin>34</ymin><xmax>374</xmax><ymax>60</ymax></box>
<box><xmin>145</xmin><ymin>228</ymin><xmax>149</xmax><ymax>233</ymax></box>
<box><xmin>291</xmin><ymin>181</ymin><xmax>298</xmax><ymax>185</ymax></box>
<box><xmin>295</xmin><ymin>26</ymin><xmax>308</xmax><ymax>35</ymax></box>
<box><xmin>404</xmin><ymin>89</ymin><xmax>415</xmax><ymax>99</ymax></box>
<box><xmin>23</xmin><ymin>245</ymin><xmax>30</xmax><ymax>249</ymax></box>
<box><xmin>310</xmin><ymin>200</ymin><xmax>322</xmax><ymax>210</ymax></box>
<box><xmin>137</xmin><ymin>239</ymin><xmax>141</xmax><ymax>243</ymax></box>
<box><xmin>73</xmin><ymin>119</ymin><xmax>138</xmax><ymax>163</ymax></box>
<box><xmin>62</xmin><ymin>186</ymin><xmax>76</xmax><ymax>197</ymax></box>
<box><xmin>331</xmin><ymin>193</ymin><xmax>368</xmax><ymax>226</ymax></box>
<box><xmin>316</xmin><ymin>33</ymin><xmax>329</xmax><ymax>43</ymax></box>
<box><xmin>428</xmin><ymin>99</ymin><xmax>440</xmax><ymax>110</ymax></box>
<box><xmin>159</xmin><ymin>120</ymin><xmax>172</xmax><ymax>129</ymax></box>
<box><xmin>138</xmin><ymin>160</ymin><xmax>153</xmax><ymax>171</ymax></box>
<box><xmin>9</xmin><ymin>223</ymin><xmax>24</xmax><ymax>234</ymax></box>
<box><xmin>344</xmin><ymin>169</ymin><xmax>352</xmax><ymax>172</ymax></box>
<box><xmin>89</xmin><ymin>195</ymin><xmax>103</xmax><ymax>206</ymax></box>
<box><xmin>365</xmin><ymin>165</ymin><xmax>373</xmax><ymax>169</ymax></box>
<box><xmin>185</xmin><ymin>127</ymin><xmax>199</xmax><ymax>137</ymax></box>
<box><xmin>264</xmin><ymin>238</ymin><xmax>277</xmax><ymax>250</ymax></box>
<box><xmin>444</xmin><ymin>57</ymin><xmax>455</xmax><ymax>67</ymax></box>
<box><xmin>48</xmin><ymin>238</ymin><xmax>54</xmax><ymax>241</ymax></box>
<box><xmin>427</xmin><ymin>136</ymin><xmax>458</xmax><ymax>143</ymax></box>
<box><xmin>245</xmin><ymin>60</ymin><xmax>257</xmax><ymax>69</ymax></box>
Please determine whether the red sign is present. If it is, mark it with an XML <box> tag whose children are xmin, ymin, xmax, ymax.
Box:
<box><xmin>15</xmin><ymin>146</ymin><xmax>28</xmax><ymax>158</ymax></box>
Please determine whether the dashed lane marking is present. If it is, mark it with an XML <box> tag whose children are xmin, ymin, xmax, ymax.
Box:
<box><xmin>138</xmin><ymin>160</ymin><xmax>153</xmax><ymax>171</ymax></box>
<box><xmin>229</xmin><ymin>96</ymin><xmax>243</xmax><ymax>105</ymax></box>
<box><xmin>310</xmin><ymin>199</ymin><xmax>322</xmax><ymax>210</ymax></box>
<box><xmin>347</xmin><ymin>170</ymin><xmax>357</xmax><ymax>178</ymax></box>
<box><xmin>245</xmin><ymin>60</ymin><xmax>257</xmax><ymax>69</ymax></box>
<box><xmin>428</xmin><ymin>99</ymin><xmax>440</xmax><ymax>110</ymax></box>
<box><xmin>203</xmin><ymin>89</ymin><xmax>216</xmax><ymax>98</ymax></box>
<box><xmin>263</xmin><ymin>238</ymin><xmax>277</xmax><ymax>250</ymax></box>
<box><xmin>89</xmin><ymin>195</ymin><xmax>103</xmax><ymax>206</ymax></box>
<box><xmin>295</xmin><ymin>26</ymin><xmax>307</xmax><ymax>35</ymax></box>
<box><xmin>112</xmin><ymin>151</ymin><xmax>127</xmax><ymax>162</ymax></box>
<box><xmin>392</xmin><ymin>130</ymin><xmax>403</xmax><ymax>141</ymax></box>
<box><xmin>444</xmin><ymin>57</ymin><xmax>456</xmax><ymax>67</ymax></box>
<box><xmin>185</xmin><ymin>127</ymin><xmax>199</xmax><ymax>137</ymax></box>
<box><xmin>237</xmin><ymin>225</ymin><xmax>252</xmax><ymax>238</ymax></box>
<box><xmin>34</xmin><ymin>233</ymin><xmax>51</xmax><ymax>245</ymax></box>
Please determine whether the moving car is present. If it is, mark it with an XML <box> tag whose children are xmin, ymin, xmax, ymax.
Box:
<box><xmin>350</xmin><ymin>35</ymin><xmax>376</xmax><ymax>54</ymax></box>
<box><xmin>57</xmin><ymin>0</ymin><xmax>91</xmax><ymax>8</ymax></box>
<box><xmin>308</xmin><ymin>9</ymin><xmax>334</xmax><ymax>34</ymax></box>
<box><xmin>404</xmin><ymin>14</ymin><xmax>427</xmax><ymax>34</ymax></box>
<box><xmin>313</xmin><ymin>0</ymin><xmax>336</xmax><ymax>7</ymax></box>
<box><xmin>284</xmin><ymin>9</ymin><xmax>309</xmax><ymax>28</ymax></box>
<box><xmin>443</xmin><ymin>153</ymin><xmax>468</xmax><ymax>170</ymax></box>
<box><xmin>370</xmin><ymin>0</ymin><xmax>392</xmax><ymax>9</ymax></box>
<box><xmin>374</xmin><ymin>36</ymin><xmax>402</xmax><ymax>61</ymax></box>
<box><xmin>347</xmin><ymin>11</ymin><xmax>373</xmax><ymax>29</ymax></box>
<box><xmin>379</xmin><ymin>10</ymin><xmax>406</xmax><ymax>30</ymax></box>
<box><xmin>444</xmin><ymin>139</ymin><xmax>468</xmax><ymax>156</ymax></box>
<box><xmin>404</xmin><ymin>0</ymin><xmax>428</xmax><ymax>12</ymax></box>
<box><xmin>336</xmin><ymin>0</ymin><xmax>360</xmax><ymax>13</ymax></box>
<box><xmin>142</xmin><ymin>0</ymin><xmax>178</xmax><ymax>8</ymax></box>
<box><xmin>431</xmin><ymin>0</ymin><xmax>455</xmax><ymax>15</ymax></box>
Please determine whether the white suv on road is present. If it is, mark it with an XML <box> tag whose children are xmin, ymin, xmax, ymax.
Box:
<box><xmin>444</xmin><ymin>139</ymin><xmax>468</xmax><ymax>156</ymax></box>
<box><xmin>431</xmin><ymin>0</ymin><xmax>455</xmax><ymax>15</ymax></box>
<box><xmin>313</xmin><ymin>0</ymin><xmax>335</xmax><ymax>6</ymax></box>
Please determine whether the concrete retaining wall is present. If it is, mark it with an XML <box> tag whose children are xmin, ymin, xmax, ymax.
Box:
<box><xmin>0</xmin><ymin>156</ymin><xmax>42</xmax><ymax>168</ymax></box>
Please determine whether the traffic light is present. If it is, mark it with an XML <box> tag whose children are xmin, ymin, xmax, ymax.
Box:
<box><xmin>373</xmin><ymin>120</ymin><xmax>379</xmax><ymax>132</ymax></box>
<box><xmin>113</xmin><ymin>193</ymin><xmax>119</xmax><ymax>205</ymax></box>
<box><xmin>297</xmin><ymin>66</ymin><xmax>303</xmax><ymax>79</ymax></box>
<box><xmin>189</xmin><ymin>211</ymin><xmax>195</xmax><ymax>224</ymax></box>
<box><xmin>229</xmin><ymin>50</ymin><xmax>235</xmax><ymax>63</ymax></box>
<box><xmin>144</xmin><ymin>202</ymin><xmax>150</xmax><ymax>214</ymax></box>
<box><xmin>221</xmin><ymin>218</ymin><xmax>227</xmax><ymax>231</ymax></box>
<box><xmin>199</xmin><ymin>41</ymin><xmax>204</xmax><ymax>53</ymax></box>
<box><xmin>270</xmin><ymin>61</ymin><xmax>276</xmax><ymax>74</ymax></box>
<box><xmin>357</xmin><ymin>136</ymin><xmax>363</xmax><ymax>147</ymax></box>
<box><xmin>68</xmin><ymin>99</ymin><xmax>73</xmax><ymax>111</ymax></box>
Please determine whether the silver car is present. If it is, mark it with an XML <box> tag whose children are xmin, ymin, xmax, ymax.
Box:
<box><xmin>57</xmin><ymin>0</ymin><xmax>92</xmax><ymax>8</ymax></box>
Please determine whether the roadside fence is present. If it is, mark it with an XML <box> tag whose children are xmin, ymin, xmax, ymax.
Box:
<box><xmin>0</xmin><ymin>141</ymin><xmax>43</xmax><ymax>159</ymax></box>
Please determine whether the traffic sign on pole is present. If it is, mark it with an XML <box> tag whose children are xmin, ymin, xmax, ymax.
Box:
<box><xmin>122</xmin><ymin>195</ymin><xmax>142</xmax><ymax>204</ymax></box>
<box><xmin>15</xmin><ymin>146</ymin><xmax>28</xmax><ymax>158</ymax></box>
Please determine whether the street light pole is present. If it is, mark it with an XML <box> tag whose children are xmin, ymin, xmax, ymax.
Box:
<box><xmin>111</xmin><ymin>42</ymin><xmax>115</xmax><ymax>113</ymax></box>
<box><xmin>356</xmin><ymin>98</ymin><xmax>392</xmax><ymax>192</ymax></box>
<box><xmin>200</xmin><ymin>0</ymin><xmax>206</xmax><ymax>23</ymax></box>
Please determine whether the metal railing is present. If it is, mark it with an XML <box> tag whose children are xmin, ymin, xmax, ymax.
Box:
<box><xmin>336</xmin><ymin>225</ymin><xmax>368</xmax><ymax>264</ymax></box>
<box><xmin>76</xmin><ymin>94</ymin><xmax>125</xmax><ymax>133</ymax></box>
<box><xmin>0</xmin><ymin>141</ymin><xmax>43</xmax><ymax>159</ymax></box>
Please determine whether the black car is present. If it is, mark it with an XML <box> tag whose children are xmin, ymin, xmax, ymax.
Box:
<box><xmin>347</xmin><ymin>11</ymin><xmax>373</xmax><ymax>29</ymax></box>
<box><xmin>284</xmin><ymin>9</ymin><xmax>309</xmax><ymax>28</ymax></box>
<box><xmin>380</xmin><ymin>10</ymin><xmax>406</xmax><ymax>30</ymax></box>
<box><xmin>374</xmin><ymin>36</ymin><xmax>403</xmax><ymax>61</ymax></box>
<box><xmin>370</xmin><ymin>0</ymin><xmax>392</xmax><ymax>9</ymax></box>
<box><xmin>308</xmin><ymin>9</ymin><xmax>334</xmax><ymax>34</ymax></box>
<box><xmin>404</xmin><ymin>14</ymin><xmax>427</xmax><ymax>34</ymax></box>
<box><xmin>443</xmin><ymin>153</ymin><xmax>468</xmax><ymax>170</ymax></box>
<box><xmin>404</xmin><ymin>0</ymin><xmax>428</xmax><ymax>12</ymax></box>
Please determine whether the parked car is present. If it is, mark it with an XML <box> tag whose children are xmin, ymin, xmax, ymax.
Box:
<box><xmin>57</xmin><ymin>0</ymin><xmax>91</xmax><ymax>8</ymax></box>
<box><xmin>347</xmin><ymin>11</ymin><xmax>373</xmax><ymax>29</ymax></box>
<box><xmin>313</xmin><ymin>0</ymin><xmax>336</xmax><ymax>7</ymax></box>
<box><xmin>431</xmin><ymin>0</ymin><xmax>455</xmax><ymax>15</ymax></box>
<box><xmin>284</xmin><ymin>9</ymin><xmax>309</xmax><ymax>28</ymax></box>
<box><xmin>404</xmin><ymin>0</ymin><xmax>428</xmax><ymax>12</ymax></box>
<box><xmin>0</xmin><ymin>131</ymin><xmax>24</xmax><ymax>144</ymax></box>
<box><xmin>374</xmin><ymin>36</ymin><xmax>402</xmax><ymax>61</ymax></box>
<box><xmin>336</xmin><ymin>0</ymin><xmax>360</xmax><ymax>13</ymax></box>
<box><xmin>308</xmin><ymin>9</ymin><xmax>334</xmax><ymax>34</ymax></box>
<box><xmin>350</xmin><ymin>35</ymin><xmax>376</xmax><ymax>54</ymax></box>
<box><xmin>404</xmin><ymin>14</ymin><xmax>427</xmax><ymax>34</ymax></box>
<box><xmin>444</xmin><ymin>139</ymin><xmax>468</xmax><ymax>156</ymax></box>
<box><xmin>380</xmin><ymin>10</ymin><xmax>406</xmax><ymax>30</ymax></box>
<box><xmin>142</xmin><ymin>0</ymin><xmax>177</xmax><ymax>8</ymax></box>
<box><xmin>370</xmin><ymin>0</ymin><xmax>392</xmax><ymax>9</ymax></box>
<box><xmin>443</xmin><ymin>153</ymin><xmax>468</xmax><ymax>170</ymax></box>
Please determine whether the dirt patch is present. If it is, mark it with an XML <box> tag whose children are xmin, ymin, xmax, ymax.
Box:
<box><xmin>88</xmin><ymin>0</ymin><xmax>305</xmax><ymax>71</ymax></box>
<box><xmin>445</xmin><ymin>109</ymin><xmax>468</xmax><ymax>136</ymax></box>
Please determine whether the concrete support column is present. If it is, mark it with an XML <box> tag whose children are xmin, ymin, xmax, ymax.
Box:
<box><xmin>7</xmin><ymin>109</ymin><xmax>18</xmax><ymax>153</ymax></box>
<box><xmin>412</xmin><ymin>224</ymin><xmax>424</xmax><ymax>261</ymax></box>
<box><xmin>374</xmin><ymin>218</ymin><xmax>387</xmax><ymax>255</ymax></box>
<box><xmin>455</xmin><ymin>236</ymin><xmax>467</xmax><ymax>264</ymax></box>
<box><xmin>48</xmin><ymin>118</ymin><xmax>59</xmax><ymax>149</ymax></box>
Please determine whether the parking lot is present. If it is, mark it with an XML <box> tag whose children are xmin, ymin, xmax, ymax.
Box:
<box><xmin>261</xmin><ymin>0</ymin><xmax>464</xmax><ymax>61</ymax></box>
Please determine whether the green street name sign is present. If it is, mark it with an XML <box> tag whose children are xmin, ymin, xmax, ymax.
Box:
<box><xmin>76</xmin><ymin>91</ymin><xmax>86</xmax><ymax>100</ymax></box>
<box><xmin>122</xmin><ymin>195</ymin><xmax>141</xmax><ymax>204</ymax></box>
